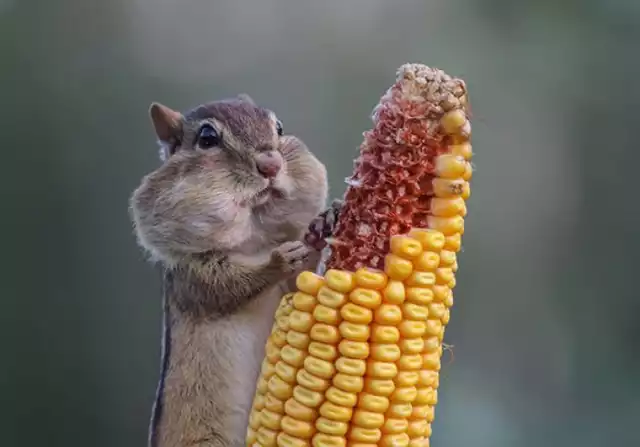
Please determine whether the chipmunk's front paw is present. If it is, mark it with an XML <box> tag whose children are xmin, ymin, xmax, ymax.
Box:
<box><xmin>304</xmin><ymin>199</ymin><xmax>343</xmax><ymax>251</ymax></box>
<box><xmin>271</xmin><ymin>241</ymin><xmax>311</xmax><ymax>275</ymax></box>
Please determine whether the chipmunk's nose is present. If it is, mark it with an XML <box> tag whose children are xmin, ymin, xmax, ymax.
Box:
<box><xmin>255</xmin><ymin>151</ymin><xmax>282</xmax><ymax>178</ymax></box>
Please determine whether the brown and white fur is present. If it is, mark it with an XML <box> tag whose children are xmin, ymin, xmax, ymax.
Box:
<box><xmin>129</xmin><ymin>95</ymin><xmax>338</xmax><ymax>447</ymax></box>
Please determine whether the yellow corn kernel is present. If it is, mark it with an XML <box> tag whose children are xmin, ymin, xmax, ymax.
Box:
<box><xmin>425</xmin><ymin>319</ymin><xmax>443</xmax><ymax>337</ymax></box>
<box><xmin>370</xmin><ymin>343</ymin><xmax>401</xmax><ymax>362</ymax></box>
<box><xmin>250</xmin><ymin>410</ymin><xmax>262</xmax><ymax>429</ymax></box>
<box><xmin>293</xmin><ymin>292</ymin><xmax>317</xmax><ymax>312</ymax></box>
<box><xmin>398</xmin><ymin>320</ymin><xmax>427</xmax><ymax>338</ymax></box>
<box><xmin>435</xmin><ymin>268</ymin><xmax>454</xmax><ymax>286</ymax></box>
<box><xmin>434</xmin><ymin>154</ymin><xmax>466</xmax><ymax>178</ymax></box>
<box><xmin>391</xmin><ymin>386</ymin><xmax>418</xmax><ymax>402</ymax></box>
<box><xmin>384</xmin><ymin>254</ymin><xmax>414</xmax><ymax>281</ymax></box>
<box><xmin>427</xmin><ymin>215</ymin><xmax>464</xmax><ymax>236</ymax></box>
<box><xmin>414</xmin><ymin>388</ymin><xmax>438</xmax><ymax>406</ymax></box>
<box><xmin>296</xmin><ymin>370</ymin><xmax>330</xmax><ymax>392</ymax></box>
<box><xmin>367</xmin><ymin>360</ymin><xmax>398</xmax><ymax>378</ymax></box>
<box><xmin>349</xmin><ymin>427</ymin><xmax>382</xmax><ymax>443</ymax></box>
<box><xmin>449</xmin><ymin>141</ymin><xmax>472</xmax><ymax>160</ymax></box>
<box><xmin>432</xmin><ymin>285</ymin><xmax>451</xmax><ymax>304</ymax></box>
<box><xmin>410</xmin><ymin>404</ymin><xmax>430</xmax><ymax>420</ymax></box>
<box><xmin>332</xmin><ymin>373</ymin><xmax>364</xmax><ymax>393</ymax></box>
<box><xmin>286</xmin><ymin>331</ymin><xmax>311</xmax><ymax>350</ymax></box>
<box><xmin>408</xmin><ymin>420</ymin><xmax>429</xmax><ymax>437</ymax></box>
<box><xmin>308</xmin><ymin>342</ymin><xmax>338</xmax><ymax>362</ymax></box>
<box><xmin>382</xmin><ymin>280</ymin><xmax>406</xmax><ymax>304</ymax></box>
<box><xmin>293</xmin><ymin>386</ymin><xmax>324</xmax><ymax>408</ymax></box>
<box><xmin>439</xmin><ymin>250</ymin><xmax>456</xmax><ymax>266</ymax></box>
<box><xmin>338</xmin><ymin>321</ymin><xmax>369</xmax><ymax>342</ymax></box>
<box><xmin>261</xmin><ymin>409</ymin><xmax>284</xmax><ymax>430</ymax></box>
<box><xmin>374</xmin><ymin>304</ymin><xmax>403</xmax><ymax>324</ymax></box>
<box><xmin>363</xmin><ymin>378</ymin><xmax>395</xmax><ymax>397</ymax></box>
<box><xmin>402</xmin><ymin>302</ymin><xmax>429</xmax><ymax>321</ymax></box>
<box><xmin>409</xmin><ymin>438</ymin><xmax>429</xmax><ymax>447</ymax></box>
<box><xmin>405</xmin><ymin>272</ymin><xmax>436</xmax><ymax>287</ymax></box>
<box><xmin>276</xmin><ymin>361</ymin><xmax>297</xmax><ymax>383</ymax></box>
<box><xmin>441</xmin><ymin>109</ymin><xmax>466</xmax><ymax>133</ymax></box>
<box><xmin>276</xmin><ymin>316</ymin><xmax>291</xmax><ymax>332</ymax></box>
<box><xmin>380</xmin><ymin>433</ymin><xmax>410</xmax><ymax>447</ymax></box>
<box><xmin>310</xmin><ymin>324</ymin><xmax>340</xmax><ymax>344</ymax></box>
<box><xmin>349</xmin><ymin>288</ymin><xmax>382</xmax><ymax>309</ymax></box>
<box><xmin>317</xmin><ymin>287</ymin><xmax>347</xmax><ymax>308</ymax></box>
<box><xmin>432</xmin><ymin>177</ymin><xmax>468</xmax><ymax>199</ymax></box>
<box><xmin>316</xmin><ymin>417</ymin><xmax>348</xmax><ymax>436</ymax></box>
<box><xmin>340</xmin><ymin>303</ymin><xmax>373</xmax><ymax>324</ymax></box>
<box><xmin>319</xmin><ymin>402</ymin><xmax>352</xmax><ymax>422</ymax></box>
<box><xmin>265</xmin><ymin>394</ymin><xmax>285</xmax><ymax>413</ymax></box>
<box><xmin>398</xmin><ymin>354</ymin><xmax>422</xmax><ymax>371</ymax></box>
<box><xmin>338</xmin><ymin>340</ymin><xmax>369</xmax><ymax>359</ymax></box>
<box><xmin>430</xmin><ymin>197</ymin><xmax>467</xmax><ymax>217</ymax></box>
<box><xmin>257</xmin><ymin>427</ymin><xmax>279</xmax><ymax>446</ymax></box>
<box><xmin>462</xmin><ymin>160</ymin><xmax>473</xmax><ymax>181</ymax></box>
<box><xmin>324</xmin><ymin>269</ymin><xmax>356</xmax><ymax>293</ymax></box>
<box><xmin>394</xmin><ymin>371</ymin><xmax>419</xmax><ymax>387</ymax></box>
<box><xmin>289</xmin><ymin>311</ymin><xmax>314</xmax><ymax>332</ymax></box>
<box><xmin>281</xmin><ymin>416</ymin><xmax>315</xmax><ymax>439</ymax></box>
<box><xmin>285</xmin><ymin>398</ymin><xmax>318</xmax><ymax>422</ymax></box>
<box><xmin>268</xmin><ymin>375</ymin><xmax>294</xmax><ymax>400</ymax></box>
<box><xmin>407</xmin><ymin>228</ymin><xmax>445</xmax><ymax>251</ymax></box>
<box><xmin>390</xmin><ymin>235</ymin><xmax>423</xmax><ymax>258</ymax></box>
<box><xmin>399</xmin><ymin>338</ymin><xmax>425</xmax><ymax>355</ymax></box>
<box><xmin>280</xmin><ymin>346</ymin><xmax>307</xmax><ymax>368</ymax></box>
<box><xmin>304</xmin><ymin>356</ymin><xmax>336</xmax><ymax>379</ymax></box>
<box><xmin>444</xmin><ymin>233</ymin><xmax>462</xmax><ymax>252</ymax></box>
<box><xmin>382</xmin><ymin>418</ymin><xmax>408</xmax><ymax>434</ymax></box>
<box><xmin>422</xmin><ymin>337</ymin><xmax>440</xmax><ymax>354</ymax></box>
<box><xmin>313</xmin><ymin>305</ymin><xmax>340</xmax><ymax>325</ymax></box>
<box><xmin>386</xmin><ymin>402</ymin><xmax>412</xmax><ymax>418</ymax></box>
<box><xmin>257</xmin><ymin>377</ymin><xmax>269</xmax><ymax>394</ymax></box>
<box><xmin>357</xmin><ymin>393</ymin><xmax>390</xmax><ymax>413</ymax></box>
<box><xmin>276</xmin><ymin>433</ymin><xmax>309</xmax><ymax>447</ymax></box>
<box><xmin>413</xmin><ymin>251</ymin><xmax>440</xmax><ymax>272</ymax></box>
<box><xmin>254</xmin><ymin>394</ymin><xmax>266</xmax><ymax>411</ymax></box>
<box><xmin>352</xmin><ymin>410</ymin><xmax>385</xmax><ymax>429</ymax></box>
<box><xmin>266</xmin><ymin>341</ymin><xmax>281</xmax><ymax>364</ymax></box>
<box><xmin>296</xmin><ymin>271</ymin><xmax>324</xmax><ymax>296</ymax></box>
<box><xmin>335</xmin><ymin>357</ymin><xmax>366</xmax><ymax>376</ymax></box>
<box><xmin>354</xmin><ymin>267</ymin><xmax>388</xmax><ymax>289</ymax></box>
<box><xmin>325</xmin><ymin>386</ymin><xmax>358</xmax><ymax>408</ymax></box>
<box><xmin>311</xmin><ymin>434</ymin><xmax>345</xmax><ymax>447</ymax></box>
<box><xmin>271</xmin><ymin>329</ymin><xmax>287</xmax><ymax>348</ymax></box>
<box><xmin>370</xmin><ymin>324</ymin><xmax>400</xmax><ymax>343</ymax></box>
<box><xmin>405</xmin><ymin>288</ymin><xmax>433</xmax><ymax>305</ymax></box>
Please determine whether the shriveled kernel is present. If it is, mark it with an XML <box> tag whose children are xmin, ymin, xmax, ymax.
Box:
<box><xmin>398</xmin><ymin>354</ymin><xmax>423</xmax><ymax>370</ymax></box>
<box><xmin>281</xmin><ymin>346</ymin><xmax>307</xmax><ymax>368</ymax></box>
<box><xmin>444</xmin><ymin>233</ymin><xmax>462</xmax><ymax>252</ymax></box>
<box><xmin>399</xmin><ymin>338</ymin><xmax>425</xmax><ymax>354</ymax></box>
<box><xmin>319</xmin><ymin>401</ymin><xmax>353</xmax><ymax>422</ymax></box>
<box><xmin>275</xmin><ymin>361</ymin><xmax>297</xmax><ymax>383</ymax></box>
<box><xmin>293</xmin><ymin>386</ymin><xmax>324</xmax><ymax>408</ymax></box>
<box><xmin>261</xmin><ymin>409</ymin><xmax>284</xmax><ymax>430</ymax></box>
<box><xmin>349</xmin><ymin>288</ymin><xmax>382</xmax><ymax>309</ymax></box>
<box><xmin>363</xmin><ymin>378</ymin><xmax>395</xmax><ymax>397</ymax></box>
<box><xmin>310</xmin><ymin>324</ymin><xmax>340</xmax><ymax>344</ymax></box>
<box><xmin>357</xmin><ymin>393</ymin><xmax>390</xmax><ymax>413</ymax></box>
<box><xmin>370</xmin><ymin>324</ymin><xmax>400</xmax><ymax>343</ymax></box>
<box><xmin>285</xmin><ymin>398</ymin><xmax>318</xmax><ymax>422</ymax></box>
<box><xmin>390</xmin><ymin>235</ymin><xmax>423</xmax><ymax>258</ymax></box>
<box><xmin>405</xmin><ymin>288</ymin><xmax>433</xmax><ymax>305</ymax></box>
<box><xmin>381</xmin><ymin>418</ymin><xmax>408</xmax><ymax>434</ymax></box>
<box><xmin>380</xmin><ymin>433</ymin><xmax>410</xmax><ymax>447</ymax></box>
<box><xmin>339</xmin><ymin>321</ymin><xmax>370</xmax><ymax>342</ymax></box>
<box><xmin>394</xmin><ymin>371</ymin><xmax>419</xmax><ymax>387</ymax></box>
<box><xmin>430</xmin><ymin>197</ymin><xmax>467</xmax><ymax>218</ymax></box>
<box><xmin>316</xmin><ymin>417</ymin><xmax>348</xmax><ymax>436</ymax></box>
<box><xmin>352</xmin><ymin>410</ymin><xmax>385</xmax><ymax>429</ymax></box>
<box><xmin>338</xmin><ymin>340</ymin><xmax>370</xmax><ymax>359</ymax></box>
<box><xmin>367</xmin><ymin>360</ymin><xmax>398</xmax><ymax>378</ymax></box>
<box><xmin>384</xmin><ymin>254</ymin><xmax>414</xmax><ymax>280</ymax></box>
<box><xmin>296</xmin><ymin>271</ymin><xmax>324</xmax><ymax>296</ymax></box>
<box><xmin>398</xmin><ymin>320</ymin><xmax>427</xmax><ymax>338</ymax></box>
<box><xmin>257</xmin><ymin>427</ymin><xmax>279</xmax><ymax>446</ymax></box>
<box><xmin>308</xmin><ymin>342</ymin><xmax>338</xmax><ymax>362</ymax></box>
<box><xmin>324</xmin><ymin>269</ymin><xmax>355</xmax><ymax>293</ymax></box>
<box><xmin>408</xmin><ymin>228</ymin><xmax>446</xmax><ymax>251</ymax></box>
<box><xmin>304</xmin><ymin>356</ymin><xmax>336</xmax><ymax>379</ymax></box>
<box><xmin>349</xmin><ymin>427</ymin><xmax>382</xmax><ymax>443</ymax></box>
<box><xmin>386</xmin><ymin>402</ymin><xmax>412</xmax><ymax>418</ymax></box>
<box><xmin>277</xmin><ymin>432</ymin><xmax>310</xmax><ymax>447</ymax></box>
<box><xmin>268</xmin><ymin>375</ymin><xmax>294</xmax><ymax>400</ymax></box>
<box><xmin>402</xmin><ymin>302</ymin><xmax>429</xmax><ymax>320</ymax></box>
<box><xmin>286</xmin><ymin>331</ymin><xmax>311</xmax><ymax>350</ymax></box>
<box><xmin>333</xmin><ymin>373</ymin><xmax>364</xmax><ymax>393</ymax></box>
<box><xmin>406</xmin><ymin>271</ymin><xmax>436</xmax><ymax>287</ymax></box>
<box><xmin>354</xmin><ymin>267</ymin><xmax>388</xmax><ymax>289</ymax></box>
<box><xmin>340</xmin><ymin>303</ymin><xmax>373</xmax><ymax>324</ymax></box>
<box><xmin>382</xmin><ymin>280</ymin><xmax>406</xmax><ymax>304</ymax></box>
<box><xmin>313</xmin><ymin>305</ymin><xmax>340</xmax><ymax>325</ymax></box>
<box><xmin>391</xmin><ymin>386</ymin><xmax>418</xmax><ymax>402</ymax></box>
<box><xmin>281</xmin><ymin>416</ymin><xmax>315</xmax><ymax>438</ymax></box>
<box><xmin>265</xmin><ymin>394</ymin><xmax>285</xmax><ymax>413</ymax></box>
<box><xmin>311</xmin><ymin>433</ymin><xmax>345</xmax><ymax>447</ymax></box>
<box><xmin>413</xmin><ymin>251</ymin><xmax>440</xmax><ymax>271</ymax></box>
<box><xmin>293</xmin><ymin>292</ymin><xmax>317</xmax><ymax>312</ymax></box>
<box><xmin>325</xmin><ymin>386</ymin><xmax>358</xmax><ymax>408</ymax></box>
<box><xmin>296</xmin><ymin>370</ymin><xmax>330</xmax><ymax>392</ymax></box>
<box><xmin>316</xmin><ymin>286</ymin><xmax>347</xmax><ymax>308</ymax></box>
<box><xmin>370</xmin><ymin>343</ymin><xmax>401</xmax><ymax>362</ymax></box>
<box><xmin>289</xmin><ymin>311</ymin><xmax>315</xmax><ymax>332</ymax></box>
<box><xmin>335</xmin><ymin>357</ymin><xmax>366</xmax><ymax>376</ymax></box>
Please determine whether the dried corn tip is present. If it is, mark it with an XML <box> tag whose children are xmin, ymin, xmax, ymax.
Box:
<box><xmin>250</xmin><ymin>64</ymin><xmax>472</xmax><ymax>447</ymax></box>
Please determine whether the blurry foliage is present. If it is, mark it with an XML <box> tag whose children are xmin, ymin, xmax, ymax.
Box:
<box><xmin>1</xmin><ymin>0</ymin><xmax>639</xmax><ymax>446</ymax></box>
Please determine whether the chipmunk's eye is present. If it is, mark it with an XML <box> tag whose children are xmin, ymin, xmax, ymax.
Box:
<box><xmin>276</xmin><ymin>119</ymin><xmax>283</xmax><ymax>136</ymax></box>
<box><xmin>197</xmin><ymin>124</ymin><xmax>220</xmax><ymax>149</ymax></box>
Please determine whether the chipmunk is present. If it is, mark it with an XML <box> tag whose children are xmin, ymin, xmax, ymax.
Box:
<box><xmin>129</xmin><ymin>95</ymin><xmax>341</xmax><ymax>447</ymax></box>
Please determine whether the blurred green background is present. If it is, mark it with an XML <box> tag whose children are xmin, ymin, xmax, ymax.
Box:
<box><xmin>2</xmin><ymin>0</ymin><xmax>639</xmax><ymax>446</ymax></box>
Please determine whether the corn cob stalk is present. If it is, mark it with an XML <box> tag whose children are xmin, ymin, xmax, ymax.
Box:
<box><xmin>247</xmin><ymin>63</ymin><xmax>472</xmax><ymax>447</ymax></box>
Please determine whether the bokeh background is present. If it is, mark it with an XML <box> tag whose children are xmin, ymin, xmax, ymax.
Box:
<box><xmin>2</xmin><ymin>0</ymin><xmax>639</xmax><ymax>446</ymax></box>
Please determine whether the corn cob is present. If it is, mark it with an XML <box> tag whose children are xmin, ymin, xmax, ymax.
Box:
<box><xmin>247</xmin><ymin>63</ymin><xmax>472</xmax><ymax>447</ymax></box>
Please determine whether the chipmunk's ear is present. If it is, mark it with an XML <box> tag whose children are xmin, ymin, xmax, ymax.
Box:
<box><xmin>149</xmin><ymin>102</ymin><xmax>183</xmax><ymax>143</ymax></box>
<box><xmin>237</xmin><ymin>93</ymin><xmax>257</xmax><ymax>106</ymax></box>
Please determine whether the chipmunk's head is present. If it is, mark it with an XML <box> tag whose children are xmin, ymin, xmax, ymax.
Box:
<box><xmin>130</xmin><ymin>95</ymin><xmax>328</xmax><ymax>264</ymax></box>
